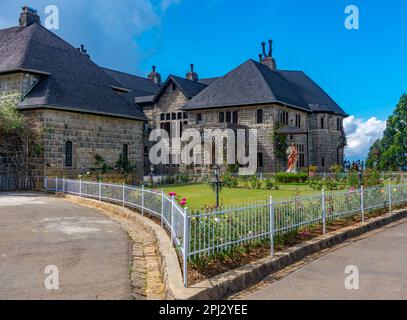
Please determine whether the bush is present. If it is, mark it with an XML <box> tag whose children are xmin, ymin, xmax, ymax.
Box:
<box><xmin>250</xmin><ymin>175</ymin><xmax>262</xmax><ymax>189</ymax></box>
<box><xmin>222</xmin><ymin>173</ymin><xmax>238</xmax><ymax>188</ymax></box>
<box><xmin>309</xmin><ymin>179</ymin><xmax>323</xmax><ymax>190</ymax></box>
<box><xmin>275</xmin><ymin>173</ymin><xmax>308</xmax><ymax>184</ymax></box>
<box><xmin>265</xmin><ymin>179</ymin><xmax>274</xmax><ymax>190</ymax></box>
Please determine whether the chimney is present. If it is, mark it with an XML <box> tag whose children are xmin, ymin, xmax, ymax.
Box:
<box><xmin>19</xmin><ymin>6</ymin><xmax>40</xmax><ymax>28</ymax></box>
<box><xmin>148</xmin><ymin>65</ymin><xmax>162</xmax><ymax>86</ymax></box>
<box><xmin>260</xmin><ymin>39</ymin><xmax>277</xmax><ymax>71</ymax></box>
<box><xmin>77</xmin><ymin>44</ymin><xmax>90</xmax><ymax>58</ymax></box>
<box><xmin>186</xmin><ymin>64</ymin><xmax>199</xmax><ymax>81</ymax></box>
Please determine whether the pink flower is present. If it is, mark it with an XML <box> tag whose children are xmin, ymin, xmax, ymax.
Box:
<box><xmin>181</xmin><ymin>198</ymin><xmax>187</xmax><ymax>202</ymax></box>
<box><xmin>180</xmin><ymin>200</ymin><xmax>187</xmax><ymax>206</ymax></box>
<box><xmin>169</xmin><ymin>192</ymin><xmax>177</xmax><ymax>197</ymax></box>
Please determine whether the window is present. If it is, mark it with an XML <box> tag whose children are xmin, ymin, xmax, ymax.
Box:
<box><xmin>256</xmin><ymin>109</ymin><xmax>263</xmax><ymax>124</ymax></box>
<box><xmin>144</xmin><ymin>146</ymin><xmax>149</xmax><ymax>155</ymax></box>
<box><xmin>337</xmin><ymin>118</ymin><xmax>341</xmax><ymax>131</ymax></box>
<box><xmin>321</xmin><ymin>157</ymin><xmax>325</xmax><ymax>167</ymax></box>
<box><xmin>171</xmin><ymin>83</ymin><xmax>176</xmax><ymax>91</ymax></box>
<box><xmin>295</xmin><ymin>114</ymin><xmax>301</xmax><ymax>128</ymax></box>
<box><xmin>257</xmin><ymin>153</ymin><xmax>263</xmax><ymax>168</ymax></box>
<box><xmin>166</xmin><ymin>113</ymin><xmax>170</xmax><ymax>120</ymax></box>
<box><xmin>177</xmin><ymin>112</ymin><xmax>182</xmax><ymax>120</ymax></box>
<box><xmin>183</xmin><ymin>112</ymin><xmax>188</xmax><ymax>119</ymax></box>
<box><xmin>196</xmin><ymin>113</ymin><xmax>202</xmax><ymax>124</ymax></box>
<box><xmin>320</xmin><ymin>117</ymin><xmax>325</xmax><ymax>129</ymax></box>
<box><xmin>279</xmin><ymin>110</ymin><xmax>289</xmax><ymax>126</ymax></box>
<box><xmin>122</xmin><ymin>144</ymin><xmax>129</xmax><ymax>163</ymax></box>
<box><xmin>232</xmin><ymin>111</ymin><xmax>238</xmax><ymax>124</ymax></box>
<box><xmin>65</xmin><ymin>141</ymin><xmax>73</xmax><ymax>167</ymax></box>
<box><xmin>160</xmin><ymin>113</ymin><xmax>165</xmax><ymax>121</ymax></box>
<box><xmin>171</xmin><ymin>113</ymin><xmax>176</xmax><ymax>120</ymax></box>
<box><xmin>226</xmin><ymin>111</ymin><xmax>231</xmax><ymax>123</ymax></box>
<box><xmin>219</xmin><ymin>112</ymin><xmax>225</xmax><ymax>123</ymax></box>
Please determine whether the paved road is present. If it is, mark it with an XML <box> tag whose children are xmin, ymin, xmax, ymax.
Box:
<box><xmin>236</xmin><ymin>221</ymin><xmax>407</xmax><ymax>300</ymax></box>
<box><xmin>0</xmin><ymin>192</ymin><xmax>132</xmax><ymax>300</ymax></box>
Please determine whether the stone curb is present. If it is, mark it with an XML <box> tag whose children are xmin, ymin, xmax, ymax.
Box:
<box><xmin>58</xmin><ymin>194</ymin><xmax>203</xmax><ymax>300</ymax></box>
<box><xmin>187</xmin><ymin>208</ymin><xmax>407</xmax><ymax>300</ymax></box>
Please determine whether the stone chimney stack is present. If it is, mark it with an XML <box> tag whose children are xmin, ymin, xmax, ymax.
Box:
<box><xmin>186</xmin><ymin>64</ymin><xmax>198</xmax><ymax>81</ymax></box>
<box><xmin>148</xmin><ymin>66</ymin><xmax>162</xmax><ymax>86</ymax></box>
<box><xmin>19</xmin><ymin>6</ymin><xmax>40</xmax><ymax>28</ymax></box>
<box><xmin>260</xmin><ymin>39</ymin><xmax>277</xmax><ymax>71</ymax></box>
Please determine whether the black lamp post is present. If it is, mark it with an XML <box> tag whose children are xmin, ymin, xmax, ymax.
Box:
<box><xmin>150</xmin><ymin>165</ymin><xmax>154</xmax><ymax>187</ymax></box>
<box><xmin>213</xmin><ymin>165</ymin><xmax>221</xmax><ymax>208</ymax></box>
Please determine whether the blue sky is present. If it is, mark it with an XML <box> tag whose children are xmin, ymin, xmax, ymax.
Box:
<box><xmin>1</xmin><ymin>0</ymin><xmax>406</xmax><ymax>160</ymax></box>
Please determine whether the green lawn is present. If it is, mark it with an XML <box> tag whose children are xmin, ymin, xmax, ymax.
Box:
<box><xmin>155</xmin><ymin>183</ymin><xmax>319</xmax><ymax>211</ymax></box>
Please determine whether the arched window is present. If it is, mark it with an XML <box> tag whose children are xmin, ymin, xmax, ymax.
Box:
<box><xmin>65</xmin><ymin>141</ymin><xmax>73</xmax><ymax>167</ymax></box>
<box><xmin>122</xmin><ymin>144</ymin><xmax>129</xmax><ymax>163</ymax></box>
<box><xmin>256</xmin><ymin>109</ymin><xmax>263</xmax><ymax>124</ymax></box>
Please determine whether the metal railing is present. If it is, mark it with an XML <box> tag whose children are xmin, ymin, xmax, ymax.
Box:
<box><xmin>44</xmin><ymin>177</ymin><xmax>407</xmax><ymax>287</ymax></box>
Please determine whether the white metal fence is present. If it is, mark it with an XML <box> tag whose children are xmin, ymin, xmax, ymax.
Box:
<box><xmin>44</xmin><ymin>177</ymin><xmax>407</xmax><ymax>287</ymax></box>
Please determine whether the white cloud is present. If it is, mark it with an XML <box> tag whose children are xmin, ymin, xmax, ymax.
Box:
<box><xmin>344</xmin><ymin>115</ymin><xmax>386</xmax><ymax>160</ymax></box>
<box><xmin>160</xmin><ymin>0</ymin><xmax>182</xmax><ymax>12</ymax></box>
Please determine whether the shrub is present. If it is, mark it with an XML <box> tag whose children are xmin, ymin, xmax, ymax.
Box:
<box><xmin>309</xmin><ymin>179</ymin><xmax>323</xmax><ymax>190</ymax></box>
<box><xmin>265</xmin><ymin>179</ymin><xmax>274</xmax><ymax>190</ymax></box>
<box><xmin>275</xmin><ymin>173</ymin><xmax>308</xmax><ymax>184</ymax></box>
<box><xmin>249</xmin><ymin>175</ymin><xmax>262</xmax><ymax>189</ymax></box>
<box><xmin>222</xmin><ymin>173</ymin><xmax>238</xmax><ymax>188</ymax></box>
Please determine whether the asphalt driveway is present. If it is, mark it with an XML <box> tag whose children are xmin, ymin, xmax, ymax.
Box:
<box><xmin>236</xmin><ymin>220</ymin><xmax>407</xmax><ymax>300</ymax></box>
<box><xmin>0</xmin><ymin>192</ymin><xmax>132</xmax><ymax>300</ymax></box>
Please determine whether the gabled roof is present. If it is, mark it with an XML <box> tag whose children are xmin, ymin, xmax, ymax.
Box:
<box><xmin>153</xmin><ymin>75</ymin><xmax>208</xmax><ymax>102</ymax></box>
<box><xmin>183</xmin><ymin>59</ymin><xmax>347</xmax><ymax>116</ymax></box>
<box><xmin>0</xmin><ymin>23</ymin><xmax>147</xmax><ymax>121</ymax></box>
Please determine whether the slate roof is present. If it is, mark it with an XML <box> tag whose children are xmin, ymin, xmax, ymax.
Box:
<box><xmin>0</xmin><ymin>23</ymin><xmax>147</xmax><ymax>121</ymax></box>
<box><xmin>198</xmin><ymin>77</ymin><xmax>220</xmax><ymax>85</ymax></box>
<box><xmin>183</xmin><ymin>59</ymin><xmax>347</xmax><ymax>116</ymax></box>
<box><xmin>102</xmin><ymin>67</ymin><xmax>160</xmax><ymax>98</ymax></box>
<box><xmin>153</xmin><ymin>75</ymin><xmax>208</xmax><ymax>102</ymax></box>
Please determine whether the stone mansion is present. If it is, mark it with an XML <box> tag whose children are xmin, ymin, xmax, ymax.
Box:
<box><xmin>0</xmin><ymin>7</ymin><xmax>348</xmax><ymax>179</ymax></box>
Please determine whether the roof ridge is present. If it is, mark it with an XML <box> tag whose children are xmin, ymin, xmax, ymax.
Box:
<box><xmin>249</xmin><ymin>59</ymin><xmax>278</xmax><ymax>101</ymax></box>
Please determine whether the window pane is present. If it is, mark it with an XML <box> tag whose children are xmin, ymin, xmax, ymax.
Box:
<box><xmin>65</xmin><ymin>141</ymin><xmax>73</xmax><ymax>167</ymax></box>
<box><xmin>226</xmin><ymin>111</ymin><xmax>231</xmax><ymax>123</ymax></box>
<box><xmin>233</xmin><ymin>111</ymin><xmax>238</xmax><ymax>124</ymax></box>
<box><xmin>219</xmin><ymin>112</ymin><xmax>225</xmax><ymax>123</ymax></box>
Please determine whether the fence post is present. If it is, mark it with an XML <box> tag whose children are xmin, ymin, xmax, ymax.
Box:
<box><xmin>322</xmin><ymin>189</ymin><xmax>326</xmax><ymax>235</ymax></box>
<box><xmin>161</xmin><ymin>189</ymin><xmax>164</xmax><ymax>227</ymax></box>
<box><xmin>122</xmin><ymin>182</ymin><xmax>125</xmax><ymax>207</ymax></box>
<box><xmin>79</xmin><ymin>178</ymin><xmax>82</xmax><ymax>197</ymax></box>
<box><xmin>55</xmin><ymin>177</ymin><xmax>58</xmax><ymax>192</ymax></box>
<box><xmin>361</xmin><ymin>185</ymin><xmax>365</xmax><ymax>223</ymax></box>
<box><xmin>99</xmin><ymin>180</ymin><xmax>102</xmax><ymax>201</ymax></box>
<box><xmin>269</xmin><ymin>196</ymin><xmax>275</xmax><ymax>257</ymax></box>
<box><xmin>388</xmin><ymin>183</ymin><xmax>392</xmax><ymax>212</ymax></box>
<box><xmin>183</xmin><ymin>207</ymin><xmax>189</xmax><ymax>287</ymax></box>
<box><xmin>171</xmin><ymin>195</ymin><xmax>175</xmax><ymax>244</ymax></box>
<box><xmin>62</xmin><ymin>177</ymin><xmax>65</xmax><ymax>194</ymax></box>
<box><xmin>141</xmin><ymin>185</ymin><xmax>145</xmax><ymax>216</ymax></box>
<box><xmin>44</xmin><ymin>177</ymin><xmax>47</xmax><ymax>191</ymax></box>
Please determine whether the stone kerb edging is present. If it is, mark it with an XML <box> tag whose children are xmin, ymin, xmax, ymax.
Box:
<box><xmin>60</xmin><ymin>194</ymin><xmax>204</xmax><ymax>300</ymax></box>
<box><xmin>56</xmin><ymin>193</ymin><xmax>407</xmax><ymax>300</ymax></box>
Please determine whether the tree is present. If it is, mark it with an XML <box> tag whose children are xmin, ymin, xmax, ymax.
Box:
<box><xmin>366</xmin><ymin>94</ymin><xmax>407</xmax><ymax>170</ymax></box>
<box><xmin>0</xmin><ymin>100</ymin><xmax>43</xmax><ymax>177</ymax></box>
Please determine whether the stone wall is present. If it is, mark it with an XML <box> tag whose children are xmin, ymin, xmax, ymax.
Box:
<box><xmin>36</xmin><ymin>109</ymin><xmax>144</xmax><ymax>178</ymax></box>
<box><xmin>308</xmin><ymin>113</ymin><xmax>346</xmax><ymax>171</ymax></box>
<box><xmin>0</xmin><ymin>73</ymin><xmax>39</xmax><ymax>104</ymax></box>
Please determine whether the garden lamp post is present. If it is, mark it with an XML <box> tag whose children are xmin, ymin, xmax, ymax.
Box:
<box><xmin>213</xmin><ymin>165</ymin><xmax>221</xmax><ymax>208</ymax></box>
<box><xmin>150</xmin><ymin>165</ymin><xmax>154</xmax><ymax>187</ymax></box>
